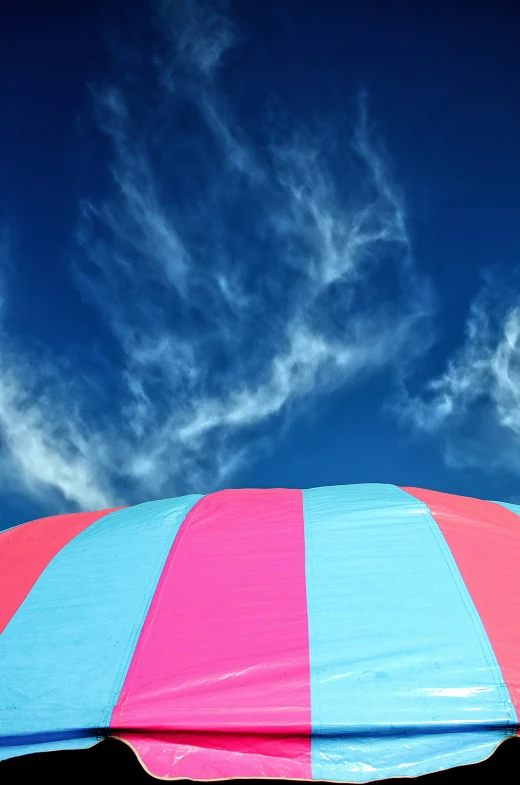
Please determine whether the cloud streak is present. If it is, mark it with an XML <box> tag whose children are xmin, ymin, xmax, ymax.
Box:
<box><xmin>398</xmin><ymin>272</ymin><xmax>520</xmax><ymax>477</ymax></box>
<box><xmin>0</xmin><ymin>0</ymin><xmax>432</xmax><ymax>512</ymax></box>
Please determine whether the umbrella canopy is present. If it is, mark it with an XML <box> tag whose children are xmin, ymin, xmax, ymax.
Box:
<box><xmin>0</xmin><ymin>484</ymin><xmax>519</xmax><ymax>781</ymax></box>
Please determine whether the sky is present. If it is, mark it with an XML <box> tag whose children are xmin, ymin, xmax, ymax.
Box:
<box><xmin>0</xmin><ymin>0</ymin><xmax>519</xmax><ymax>530</ymax></box>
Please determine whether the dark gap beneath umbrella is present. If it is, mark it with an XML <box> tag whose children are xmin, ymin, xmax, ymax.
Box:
<box><xmin>1</xmin><ymin>736</ymin><xmax>519</xmax><ymax>784</ymax></box>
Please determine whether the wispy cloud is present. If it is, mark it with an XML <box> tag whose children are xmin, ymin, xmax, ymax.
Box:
<box><xmin>398</xmin><ymin>271</ymin><xmax>520</xmax><ymax>476</ymax></box>
<box><xmin>0</xmin><ymin>237</ymin><xmax>113</xmax><ymax>510</ymax></box>
<box><xmin>0</xmin><ymin>1</ymin><xmax>432</xmax><ymax>512</ymax></box>
<box><xmin>156</xmin><ymin>0</ymin><xmax>236</xmax><ymax>80</ymax></box>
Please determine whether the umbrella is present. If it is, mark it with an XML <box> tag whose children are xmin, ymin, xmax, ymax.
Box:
<box><xmin>0</xmin><ymin>484</ymin><xmax>518</xmax><ymax>781</ymax></box>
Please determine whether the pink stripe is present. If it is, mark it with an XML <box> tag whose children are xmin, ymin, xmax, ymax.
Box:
<box><xmin>0</xmin><ymin>508</ymin><xmax>118</xmax><ymax>635</ymax></box>
<box><xmin>402</xmin><ymin>487</ymin><xmax>520</xmax><ymax>728</ymax></box>
<box><xmin>112</xmin><ymin>489</ymin><xmax>311</xmax><ymax>780</ymax></box>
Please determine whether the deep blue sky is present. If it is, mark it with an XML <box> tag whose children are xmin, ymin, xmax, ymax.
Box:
<box><xmin>1</xmin><ymin>0</ymin><xmax>520</xmax><ymax>529</ymax></box>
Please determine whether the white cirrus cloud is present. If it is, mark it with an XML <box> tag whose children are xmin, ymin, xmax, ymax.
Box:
<box><xmin>0</xmin><ymin>0</ymin><xmax>433</xmax><ymax>513</ymax></box>
<box><xmin>397</xmin><ymin>271</ymin><xmax>520</xmax><ymax>476</ymax></box>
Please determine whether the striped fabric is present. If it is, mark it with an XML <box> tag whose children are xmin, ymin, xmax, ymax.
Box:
<box><xmin>0</xmin><ymin>484</ymin><xmax>518</xmax><ymax>781</ymax></box>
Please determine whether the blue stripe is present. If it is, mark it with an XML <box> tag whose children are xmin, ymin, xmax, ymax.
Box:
<box><xmin>0</xmin><ymin>495</ymin><xmax>201</xmax><ymax>760</ymax></box>
<box><xmin>303</xmin><ymin>484</ymin><xmax>515</xmax><ymax>782</ymax></box>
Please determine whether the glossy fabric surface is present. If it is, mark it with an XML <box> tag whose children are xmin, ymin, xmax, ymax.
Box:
<box><xmin>0</xmin><ymin>496</ymin><xmax>200</xmax><ymax>761</ymax></box>
<box><xmin>0</xmin><ymin>509</ymin><xmax>116</xmax><ymax>634</ymax></box>
<box><xmin>114</xmin><ymin>489</ymin><xmax>311</xmax><ymax>779</ymax></box>
<box><xmin>0</xmin><ymin>484</ymin><xmax>518</xmax><ymax>780</ymax></box>
<box><xmin>303</xmin><ymin>485</ymin><xmax>514</xmax><ymax>781</ymax></box>
<box><xmin>403</xmin><ymin>488</ymin><xmax>520</xmax><ymax>726</ymax></box>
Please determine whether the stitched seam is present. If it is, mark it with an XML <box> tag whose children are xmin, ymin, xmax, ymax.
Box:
<box><xmin>113</xmin><ymin>495</ymin><xmax>207</xmax><ymax>722</ymax></box>
<box><xmin>104</xmin><ymin>505</ymin><xmax>188</xmax><ymax>725</ymax></box>
<box><xmin>398</xmin><ymin>488</ymin><xmax>516</xmax><ymax>728</ymax></box>
<box><xmin>302</xmin><ymin>488</ymin><xmax>322</xmax><ymax>778</ymax></box>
